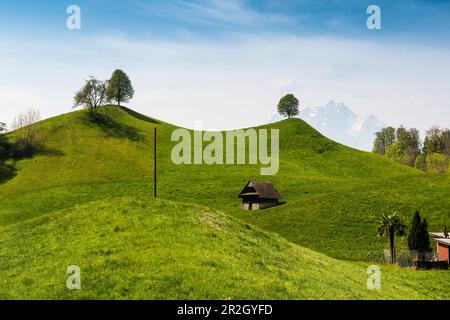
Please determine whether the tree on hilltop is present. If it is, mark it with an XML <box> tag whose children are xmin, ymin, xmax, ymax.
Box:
<box><xmin>277</xmin><ymin>94</ymin><xmax>299</xmax><ymax>119</ymax></box>
<box><xmin>107</xmin><ymin>69</ymin><xmax>134</xmax><ymax>107</ymax></box>
<box><xmin>74</xmin><ymin>76</ymin><xmax>108</xmax><ymax>121</ymax></box>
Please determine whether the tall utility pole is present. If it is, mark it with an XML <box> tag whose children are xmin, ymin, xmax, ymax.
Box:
<box><xmin>153</xmin><ymin>127</ymin><xmax>157</xmax><ymax>198</ymax></box>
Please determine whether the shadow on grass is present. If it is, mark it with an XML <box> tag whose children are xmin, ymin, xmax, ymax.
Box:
<box><xmin>119</xmin><ymin>106</ymin><xmax>160</xmax><ymax>124</ymax></box>
<box><xmin>12</xmin><ymin>142</ymin><xmax>65</xmax><ymax>160</ymax></box>
<box><xmin>93</xmin><ymin>114</ymin><xmax>147</xmax><ymax>142</ymax></box>
<box><xmin>263</xmin><ymin>201</ymin><xmax>287</xmax><ymax>210</ymax></box>
<box><xmin>0</xmin><ymin>163</ymin><xmax>17</xmax><ymax>184</ymax></box>
<box><xmin>266</xmin><ymin>201</ymin><xmax>287</xmax><ymax>209</ymax></box>
<box><xmin>36</xmin><ymin>146</ymin><xmax>65</xmax><ymax>157</ymax></box>
<box><xmin>0</xmin><ymin>144</ymin><xmax>65</xmax><ymax>185</ymax></box>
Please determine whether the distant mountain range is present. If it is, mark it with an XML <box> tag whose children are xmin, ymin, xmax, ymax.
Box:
<box><xmin>270</xmin><ymin>100</ymin><xmax>385</xmax><ymax>151</ymax></box>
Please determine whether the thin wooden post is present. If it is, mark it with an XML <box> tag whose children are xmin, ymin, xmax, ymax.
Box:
<box><xmin>153</xmin><ymin>127</ymin><xmax>157</xmax><ymax>198</ymax></box>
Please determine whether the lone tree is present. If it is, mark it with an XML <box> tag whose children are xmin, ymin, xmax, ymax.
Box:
<box><xmin>107</xmin><ymin>69</ymin><xmax>134</xmax><ymax>107</ymax></box>
<box><xmin>408</xmin><ymin>210</ymin><xmax>431</xmax><ymax>258</ymax></box>
<box><xmin>277</xmin><ymin>94</ymin><xmax>299</xmax><ymax>119</ymax></box>
<box><xmin>74</xmin><ymin>76</ymin><xmax>108</xmax><ymax>121</ymax></box>
<box><xmin>377</xmin><ymin>211</ymin><xmax>407</xmax><ymax>264</ymax></box>
<box><xmin>11</xmin><ymin>108</ymin><xmax>41</xmax><ymax>157</ymax></box>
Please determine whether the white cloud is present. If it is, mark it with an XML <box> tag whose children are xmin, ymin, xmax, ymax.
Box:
<box><xmin>0</xmin><ymin>87</ymin><xmax>44</xmax><ymax>127</ymax></box>
<box><xmin>1</xmin><ymin>34</ymin><xmax>450</xmax><ymax>134</ymax></box>
<box><xmin>140</xmin><ymin>0</ymin><xmax>292</xmax><ymax>28</ymax></box>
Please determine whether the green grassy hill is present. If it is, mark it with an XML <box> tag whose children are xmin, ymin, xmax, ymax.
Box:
<box><xmin>2</xmin><ymin>105</ymin><xmax>450</xmax><ymax>299</ymax></box>
<box><xmin>1</xmin><ymin>196</ymin><xmax>450</xmax><ymax>299</ymax></box>
<box><xmin>2</xmin><ymin>106</ymin><xmax>450</xmax><ymax>259</ymax></box>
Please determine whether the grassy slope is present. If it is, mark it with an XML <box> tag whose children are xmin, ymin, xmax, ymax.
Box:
<box><xmin>2</xmin><ymin>106</ymin><xmax>450</xmax><ymax>299</ymax></box>
<box><xmin>2</xmin><ymin>106</ymin><xmax>449</xmax><ymax>260</ymax></box>
<box><xmin>1</xmin><ymin>196</ymin><xmax>450</xmax><ymax>300</ymax></box>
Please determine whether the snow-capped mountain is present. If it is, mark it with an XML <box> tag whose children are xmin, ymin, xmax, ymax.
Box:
<box><xmin>269</xmin><ymin>100</ymin><xmax>385</xmax><ymax>151</ymax></box>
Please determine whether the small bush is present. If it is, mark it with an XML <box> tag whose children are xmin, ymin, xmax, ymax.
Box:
<box><xmin>10</xmin><ymin>108</ymin><xmax>41</xmax><ymax>158</ymax></box>
<box><xmin>414</xmin><ymin>153</ymin><xmax>427</xmax><ymax>171</ymax></box>
<box><xmin>12</xmin><ymin>137</ymin><xmax>40</xmax><ymax>158</ymax></box>
<box><xmin>426</xmin><ymin>153</ymin><xmax>448</xmax><ymax>173</ymax></box>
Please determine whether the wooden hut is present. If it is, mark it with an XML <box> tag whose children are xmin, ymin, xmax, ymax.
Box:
<box><xmin>238</xmin><ymin>180</ymin><xmax>281</xmax><ymax>210</ymax></box>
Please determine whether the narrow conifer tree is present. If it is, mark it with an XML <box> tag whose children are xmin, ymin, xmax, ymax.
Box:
<box><xmin>408</xmin><ymin>210</ymin><xmax>432</xmax><ymax>259</ymax></box>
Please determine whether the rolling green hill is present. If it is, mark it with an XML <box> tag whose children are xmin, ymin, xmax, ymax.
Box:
<box><xmin>2</xmin><ymin>106</ymin><xmax>450</xmax><ymax>259</ymax></box>
<box><xmin>2</xmin><ymin>105</ymin><xmax>450</xmax><ymax>299</ymax></box>
<box><xmin>1</xmin><ymin>196</ymin><xmax>450</xmax><ymax>299</ymax></box>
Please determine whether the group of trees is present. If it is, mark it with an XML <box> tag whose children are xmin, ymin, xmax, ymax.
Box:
<box><xmin>377</xmin><ymin>210</ymin><xmax>431</xmax><ymax>264</ymax></box>
<box><xmin>74</xmin><ymin>69</ymin><xmax>134</xmax><ymax>121</ymax></box>
<box><xmin>2</xmin><ymin>109</ymin><xmax>42</xmax><ymax>158</ymax></box>
<box><xmin>2</xmin><ymin>69</ymin><xmax>134</xmax><ymax>180</ymax></box>
<box><xmin>372</xmin><ymin>126</ymin><xmax>420</xmax><ymax>167</ymax></box>
<box><xmin>0</xmin><ymin>109</ymin><xmax>42</xmax><ymax>178</ymax></box>
<box><xmin>419</xmin><ymin>127</ymin><xmax>450</xmax><ymax>173</ymax></box>
<box><xmin>373</xmin><ymin>126</ymin><xmax>450</xmax><ymax>173</ymax></box>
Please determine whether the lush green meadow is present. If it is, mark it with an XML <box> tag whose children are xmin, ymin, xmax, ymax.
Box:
<box><xmin>1</xmin><ymin>196</ymin><xmax>450</xmax><ymax>300</ymax></box>
<box><xmin>1</xmin><ymin>106</ymin><xmax>450</xmax><ymax>299</ymax></box>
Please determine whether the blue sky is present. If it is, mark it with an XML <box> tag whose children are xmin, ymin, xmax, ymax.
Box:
<box><xmin>1</xmin><ymin>0</ymin><xmax>450</xmax><ymax>132</ymax></box>
<box><xmin>1</xmin><ymin>0</ymin><xmax>450</xmax><ymax>41</ymax></box>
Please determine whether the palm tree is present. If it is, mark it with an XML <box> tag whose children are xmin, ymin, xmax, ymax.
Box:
<box><xmin>377</xmin><ymin>211</ymin><xmax>407</xmax><ymax>264</ymax></box>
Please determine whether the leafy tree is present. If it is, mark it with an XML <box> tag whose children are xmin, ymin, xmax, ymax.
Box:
<box><xmin>0</xmin><ymin>122</ymin><xmax>9</xmax><ymax>161</ymax></box>
<box><xmin>372</xmin><ymin>135</ymin><xmax>384</xmax><ymax>155</ymax></box>
<box><xmin>0</xmin><ymin>134</ymin><xmax>14</xmax><ymax>178</ymax></box>
<box><xmin>107</xmin><ymin>69</ymin><xmax>134</xmax><ymax>107</ymax></box>
<box><xmin>74</xmin><ymin>76</ymin><xmax>108</xmax><ymax>121</ymax></box>
<box><xmin>372</xmin><ymin>127</ymin><xmax>396</xmax><ymax>155</ymax></box>
<box><xmin>395</xmin><ymin>126</ymin><xmax>420</xmax><ymax>154</ymax></box>
<box><xmin>385</xmin><ymin>143</ymin><xmax>402</xmax><ymax>162</ymax></box>
<box><xmin>381</xmin><ymin>126</ymin><xmax>420</xmax><ymax>167</ymax></box>
<box><xmin>377</xmin><ymin>212</ymin><xmax>407</xmax><ymax>264</ymax></box>
<box><xmin>277</xmin><ymin>94</ymin><xmax>299</xmax><ymax>119</ymax></box>
<box><xmin>403</xmin><ymin>147</ymin><xmax>419</xmax><ymax>167</ymax></box>
<box><xmin>395</xmin><ymin>126</ymin><xmax>409</xmax><ymax>152</ymax></box>
<box><xmin>423</xmin><ymin>127</ymin><xmax>450</xmax><ymax>156</ymax></box>
<box><xmin>441</xmin><ymin>129</ymin><xmax>450</xmax><ymax>156</ymax></box>
<box><xmin>423</xmin><ymin>127</ymin><xmax>443</xmax><ymax>154</ymax></box>
<box><xmin>408</xmin><ymin>211</ymin><xmax>432</xmax><ymax>258</ymax></box>
<box><xmin>414</xmin><ymin>153</ymin><xmax>427</xmax><ymax>171</ymax></box>
<box><xmin>408</xmin><ymin>128</ymin><xmax>420</xmax><ymax>150</ymax></box>
<box><xmin>426</xmin><ymin>153</ymin><xmax>448</xmax><ymax>173</ymax></box>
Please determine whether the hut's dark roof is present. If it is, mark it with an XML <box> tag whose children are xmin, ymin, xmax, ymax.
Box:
<box><xmin>239</xmin><ymin>181</ymin><xmax>281</xmax><ymax>199</ymax></box>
